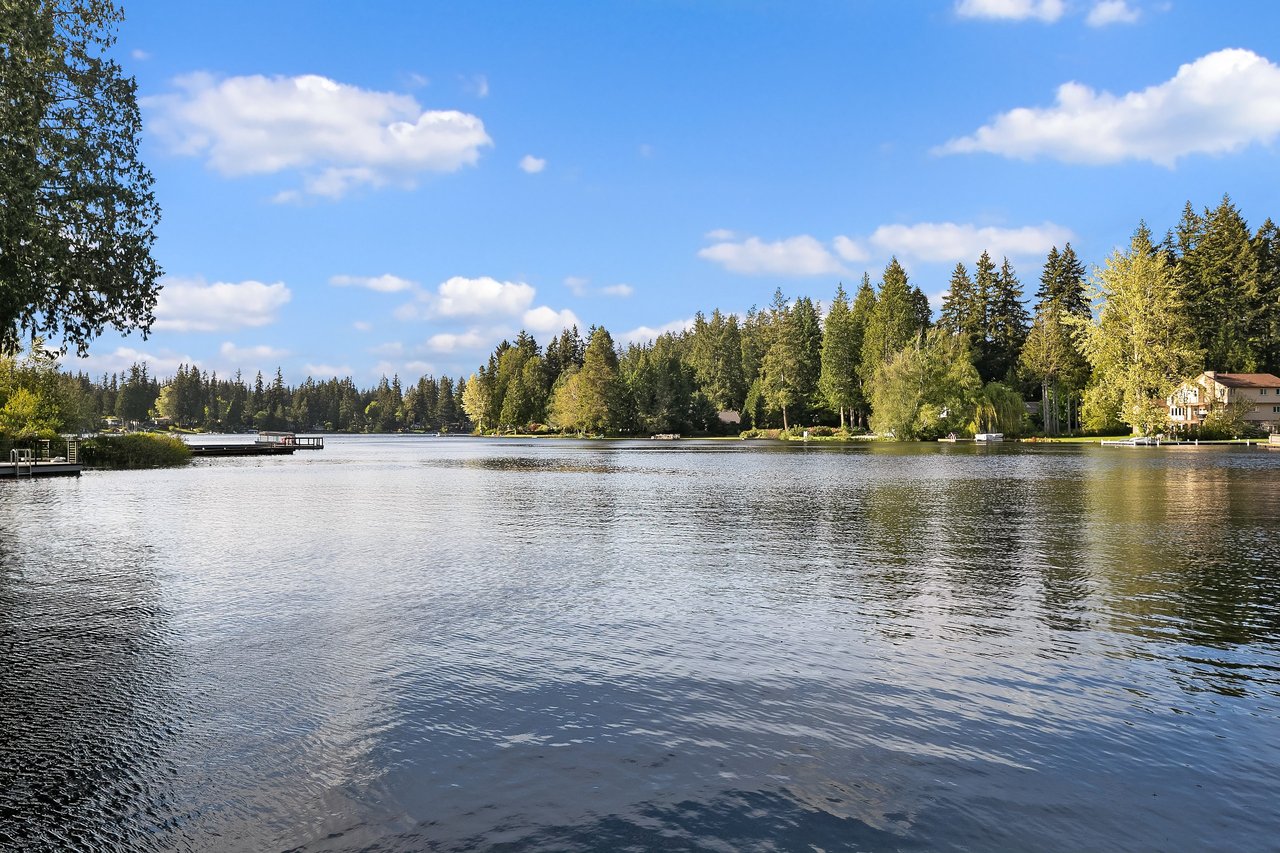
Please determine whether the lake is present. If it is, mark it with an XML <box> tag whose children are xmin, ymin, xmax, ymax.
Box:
<box><xmin>2</xmin><ymin>436</ymin><xmax>1278</xmax><ymax>851</ymax></box>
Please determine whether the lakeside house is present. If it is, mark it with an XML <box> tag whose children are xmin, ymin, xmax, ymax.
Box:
<box><xmin>1167</xmin><ymin>371</ymin><xmax>1280</xmax><ymax>433</ymax></box>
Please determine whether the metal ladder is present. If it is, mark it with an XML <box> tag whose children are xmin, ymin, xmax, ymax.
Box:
<box><xmin>66</xmin><ymin>437</ymin><xmax>79</xmax><ymax>465</ymax></box>
<box><xmin>10</xmin><ymin>449</ymin><xmax>34</xmax><ymax>478</ymax></box>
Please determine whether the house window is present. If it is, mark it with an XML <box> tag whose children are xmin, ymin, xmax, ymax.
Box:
<box><xmin>1263</xmin><ymin>389</ymin><xmax>1270</xmax><ymax>395</ymax></box>
<box><xmin>1274</xmin><ymin>406</ymin><xmax>1280</xmax><ymax>413</ymax></box>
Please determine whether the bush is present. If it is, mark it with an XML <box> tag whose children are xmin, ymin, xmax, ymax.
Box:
<box><xmin>82</xmin><ymin>433</ymin><xmax>191</xmax><ymax>469</ymax></box>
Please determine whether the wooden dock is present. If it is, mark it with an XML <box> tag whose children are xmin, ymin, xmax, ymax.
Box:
<box><xmin>186</xmin><ymin>443</ymin><xmax>297</xmax><ymax>457</ymax></box>
<box><xmin>184</xmin><ymin>432</ymin><xmax>325</xmax><ymax>457</ymax></box>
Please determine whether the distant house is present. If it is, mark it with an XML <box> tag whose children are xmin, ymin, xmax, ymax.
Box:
<box><xmin>1168</xmin><ymin>371</ymin><xmax>1280</xmax><ymax>433</ymax></box>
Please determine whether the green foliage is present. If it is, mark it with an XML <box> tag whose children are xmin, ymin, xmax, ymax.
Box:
<box><xmin>1174</xmin><ymin>195</ymin><xmax>1259</xmax><ymax>372</ymax></box>
<box><xmin>1072</xmin><ymin>225</ymin><xmax>1202</xmax><ymax>435</ymax></box>
<box><xmin>969</xmin><ymin>382</ymin><xmax>1027</xmax><ymax>438</ymax></box>
<box><xmin>1080</xmin><ymin>382</ymin><xmax>1126</xmax><ymax>434</ymax></box>
<box><xmin>984</xmin><ymin>257</ymin><xmax>1031</xmax><ymax>382</ymax></box>
<box><xmin>548</xmin><ymin>327</ymin><xmax>625</xmax><ymax>434</ymax></box>
<box><xmin>869</xmin><ymin>329</ymin><xmax>983</xmax><ymax>440</ymax></box>
<box><xmin>0</xmin><ymin>0</ymin><xmax>162</xmax><ymax>355</ymax></box>
<box><xmin>81</xmin><ymin>433</ymin><xmax>190</xmax><ymax>468</ymax></box>
<box><xmin>0</xmin><ymin>386</ymin><xmax>57</xmax><ymax>438</ymax></box>
<box><xmin>861</xmin><ymin>258</ymin><xmax>925</xmax><ymax>386</ymax></box>
<box><xmin>687</xmin><ymin>309</ymin><xmax>745</xmax><ymax>411</ymax></box>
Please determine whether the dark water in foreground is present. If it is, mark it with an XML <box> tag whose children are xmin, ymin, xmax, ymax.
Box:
<box><xmin>2</xmin><ymin>437</ymin><xmax>1279</xmax><ymax>852</ymax></box>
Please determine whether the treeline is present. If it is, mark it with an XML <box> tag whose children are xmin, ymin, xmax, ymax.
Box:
<box><xmin>460</xmin><ymin>194</ymin><xmax>1280</xmax><ymax>438</ymax></box>
<box><xmin>1</xmin><ymin>356</ymin><xmax>473</xmax><ymax>436</ymax></box>
<box><xmin>4</xmin><ymin>194</ymin><xmax>1276</xmax><ymax>442</ymax></box>
<box><xmin>106</xmin><ymin>365</ymin><xmax>472</xmax><ymax>433</ymax></box>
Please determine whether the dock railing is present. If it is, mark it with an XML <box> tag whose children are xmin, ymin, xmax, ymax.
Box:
<box><xmin>255</xmin><ymin>431</ymin><xmax>324</xmax><ymax>449</ymax></box>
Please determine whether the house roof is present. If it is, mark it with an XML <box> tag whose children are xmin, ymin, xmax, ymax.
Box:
<box><xmin>1207</xmin><ymin>372</ymin><xmax>1280</xmax><ymax>388</ymax></box>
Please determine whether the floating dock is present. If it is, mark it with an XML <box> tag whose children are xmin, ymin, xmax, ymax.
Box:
<box><xmin>186</xmin><ymin>443</ymin><xmax>298</xmax><ymax>457</ymax></box>
<box><xmin>184</xmin><ymin>432</ymin><xmax>325</xmax><ymax>457</ymax></box>
<box><xmin>2</xmin><ymin>443</ymin><xmax>83</xmax><ymax>479</ymax></box>
<box><xmin>0</xmin><ymin>459</ymin><xmax>82</xmax><ymax>478</ymax></box>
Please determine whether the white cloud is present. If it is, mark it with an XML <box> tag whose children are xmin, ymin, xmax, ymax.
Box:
<box><xmin>219</xmin><ymin>341</ymin><xmax>289</xmax><ymax>362</ymax></box>
<box><xmin>833</xmin><ymin>235</ymin><xmax>870</xmax><ymax>263</ymax></box>
<box><xmin>73</xmin><ymin>346</ymin><xmax>193</xmax><ymax>377</ymax></box>
<box><xmin>522</xmin><ymin>306</ymin><xmax>582</xmax><ymax>335</ymax></box>
<box><xmin>564</xmin><ymin>276</ymin><xmax>590</xmax><ymax>296</ymax></box>
<box><xmin>601</xmin><ymin>283</ymin><xmax>634</xmax><ymax>298</ymax></box>
<box><xmin>869</xmin><ymin>221</ymin><xmax>1074</xmax><ymax>262</ymax></box>
<box><xmin>353</xmin><ymin>321</ymin><xmax>373</xmax><ymax>332</ymax></box>
<box><xmin>405</xmin><ymin>360</ymin><xmax>435</xmax><ymax>374</ymax></box>
<box><xmin>1086</xmin><ymin>0</ymin><xmax>1140</xmax><ymax>26</ymax></box>
<box><xmin>304</xmin><ymin>362</ymin><xmax>353</xmax><ymax>378</ymax></box>
<box><xmin>131</xmin><ymin>48</ymin><xmax>150</xmax><ymax>61</ymax></box>
<box><xmin>427</xmin><ymin>329</ymin><xmax>489</xmax><ymax>353</ymax></box>
<box><xmin>704</xmin><ymin>228</ymin><xmax>737</xmax><ymax>241</ymax></box>
<box><xmin>520</xmin><ymin>154</ymin><xmax>547</xmax><ymax>173</ymax></box>
<box><xmin>154</xmin><ymin>278</ymin><xmax>291</xmax><ymax>332</ymax></box>
<box><xmin>147</xmin><ymin>72</ymin><xmax>492</xmax><ymax>198</ymax></box>
<box><xmin>698</xmin><ymin>235</ymin><xmax>845</xmax><ymax>276</ymax></box>
<box><xmin>435</xmin><ymin>276</ymin><xmax>536</xmax><ymax>317</ymax></box>
<box><xmin>330</xmin><ymin>273</ymin><xmax>416</xmax><ymax>293</ymax></box>
<box><xmin>937</xmin><ymin>49</ymin><xmax>1280</xmax><ymax>166</ymax></box>
<box><xmin>463</xmin><ymin>74</ymin><xmax>490</xmax><ymax>98</ymax></box>
<box><xmin>619</xmin><ymin>317</ymin><xmax>696</xmax><ymax>346</ymax></box>
<box><xmin>955</xmin><ymin>0</ymin><xmax>1064</xmax><ymax>22</ymax></box>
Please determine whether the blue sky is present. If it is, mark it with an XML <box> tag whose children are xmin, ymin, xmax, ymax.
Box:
<box><xmin>70</xmin><ymin>0</ymin><xmax>1280</xmax><ymax>384</ymax></box>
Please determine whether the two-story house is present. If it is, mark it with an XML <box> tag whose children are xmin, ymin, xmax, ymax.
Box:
<box><xmin>1168</xmin><ymin>372</ymin><xmax>1280</xmax><ymax>433</ymax></box>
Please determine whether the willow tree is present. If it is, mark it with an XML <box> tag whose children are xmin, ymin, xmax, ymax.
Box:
<box><xmin>869</xmin><ymin>328</ymin><xmax>982</xmax><ymax>440</ymax></box>
<box><xmin>1</xmin><ymin>0</ymin><xmax>161</xmax><ymax>356</ymax></box>
<box><xmin>1072</xmin><ymin>226</ymin><xmax>1201</xmax><ymax>435</ymax></box>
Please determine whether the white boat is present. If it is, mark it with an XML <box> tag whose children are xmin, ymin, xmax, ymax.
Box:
<box><xmin>974</xmin><ymin>432</ymin><xmax>1004</xmax><ymax>442</ymax></box>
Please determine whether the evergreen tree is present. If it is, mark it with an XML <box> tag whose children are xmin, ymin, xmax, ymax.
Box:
<box><xmin>940</xmin><ymin>263</ymin><xmax>976</xmax><ymax>338</ymax></box>
<box><xmin>687</xmin><ymin>309</ymin><xmax>746</xmax><ymax>412</ymax></box>
<box><xmin>819</xmin><ymin>284</ymin><xmax>859</xmax><ymax>428</ymax></box>
<box><xmin>983</xmin><ymin>257</ymin><xmax>1030</xmax><ymax>382</ymax></box>
<box><xmin>1177</xmin><ymin>195</ymin><xmax>1259</xmax><ymax>370</ymax></box>
<box><xmin>848</xmin><ymin>274</ymin><xmax>877</xmax><ymax>427</ymax></box>
<box><xmin>1252</xmin><ymin>218</ymin><xmax>1280</xmax><ymax>374</ymax></box>
<box><xmin>861</xmin><ymin>258</ymin><xmax>926</xmax><ymax>398</ymax></box>
<box><xmin>549</xmin><ymin>326</ymin><xmax>623</xmax><ymax>434</ymax></box>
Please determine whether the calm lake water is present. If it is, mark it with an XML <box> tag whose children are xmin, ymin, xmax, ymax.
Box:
<box><xmin>2</xmin><ymin>436</ymin><xmax>1279</xmax><ymax>852</ymax></box>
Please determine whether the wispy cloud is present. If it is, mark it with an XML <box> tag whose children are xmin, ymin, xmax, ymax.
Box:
<box><xmin>519</xmin><ymin>154</ymin><xmax>547</xmax><ymax>173</ymax></box>
<box><xmin>868</xmin><ymin>222</ymin><xmax>1074</xmax><ymax>262</ymax></box>
<box><xmin>698</xmin><ymin>235</ymin><xmax>845</xmax><ymax>276</ymax></box>
<box><xmin>954</xmin><ymin>0</ymin><xmax>1065</xmax><ymax>22</ymax></box>
<box><xmin>1086</xmin><ymin>0</ymin><xmax>1140</xmax><ymax>26</ymax></box>
<box><xmin>618</xmin><ymin>317</ymin><xmax>696</xmax><ymax>346</ymax></box>
<box><xmin>937</xmin><ymin>48</ymin><xmax>1280</xmax><ymax>166</ymax></box>
<box><xmin>330</xmin><ymin>273</ymin><xmax>416</xmax><ymax>293</ymax></box>
<box><xmin>219</xmin><ymin>341</ymin><xmax>289</xmax><ymax>362</ymax></box>
<box><xmin>304</xmin><ymin>362</ymin><xmax>353</xmax><ymax>378</ymax></box>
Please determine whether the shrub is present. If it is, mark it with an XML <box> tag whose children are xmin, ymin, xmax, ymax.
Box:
<box><xmin>82</xmin><ymin>433</ymin><xmax>191</xmax><ymax>469</ymax></box>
